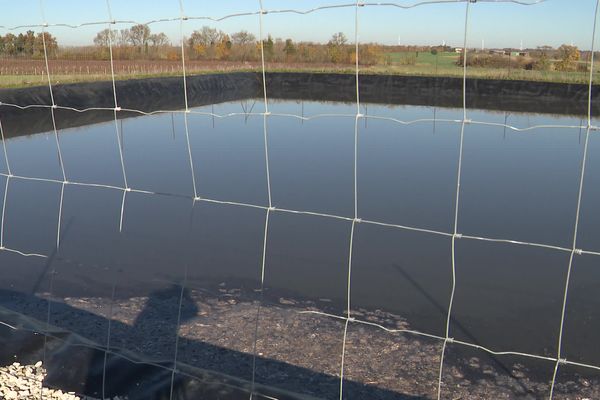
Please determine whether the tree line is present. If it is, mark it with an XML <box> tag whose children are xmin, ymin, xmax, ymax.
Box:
<box><xmin>89</xmin><ymin>25</ymin><xmax>384</xmax><ymax>65</ymax></box>
<box><xmin>459</xmin><ymin>44</ymin><xmax>588</xmax><ymax>73</ymax></box>
<box><xmin>0</xmin><ymin>31</ymin><xmax>58</xmax><ymax>57</ymax></box>
<box><xmin>0</xmin><ymin>25</ymin><xmax>383</xmax><ymax>65</ymax></box>
<box><xmin>1</xmin><ymin>25</ymin><xmax>593</xmax><ymax>74</ymax></box>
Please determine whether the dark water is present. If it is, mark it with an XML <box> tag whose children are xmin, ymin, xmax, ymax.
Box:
<box><xmin>1</xmin><ymin>99</ymin><xmax>599</xmax><ymax>397</ymax></box>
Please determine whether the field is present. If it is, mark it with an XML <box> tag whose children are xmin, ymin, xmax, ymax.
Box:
<box><xmin>381</xmin><ymin>50</ymin><xmax>598</xmax><ymax>83</ymax></box>
<box><xmin>0</xmin><ymin>51</ymin><xmax>598</xmax><ymax>89</ymax></box>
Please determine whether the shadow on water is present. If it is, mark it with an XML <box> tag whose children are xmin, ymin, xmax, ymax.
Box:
<box><xmin>0</xmin><ymin>287</ymin><xmax>427</xmax><ymax>400</ymax></box>
<box><xmin>29</xmin><ymin>218</ymin><xmax>75</xmax><ymax>297</ymax></box>
<box><xmin>393</xmin><ymin>263</ymin><xmax>535</xmax><ymax>397</ymax></box>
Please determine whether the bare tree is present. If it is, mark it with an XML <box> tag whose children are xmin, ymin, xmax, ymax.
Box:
<box><xmin>118</xmin><ymin>29</ymin><xmax>131</xmax><ymax>46</ymax></box>
<box><xmin>148</xmin><ymin>32</ymin><xmax>169</xmax><ymax>47</ymax></box>
<box><xmin>129</xmin><ymin>24</ymin><xmax>151</xmax><ymax>51</ymax></box>
<box><xmin>328</xmin><ymin>32</ymin><xmax>348</xmax><ymax>46</ymax></box>
<box><xmin>93</xmin><ymin>29</ymin><xmax>117</xmax><ymax>47</ymax></box>
<box><xmin>231</xmin><ymin>30</ymin><xmax>256</xmax><ymax>46</ymax></box>
<box><xmin>189</xmin><ymin>26</ymin><xmax>224</xmax><ymax>47</ymax></box>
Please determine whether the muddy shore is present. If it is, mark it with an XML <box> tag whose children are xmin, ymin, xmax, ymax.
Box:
<box><xmin>1</xmin><ymin>285</ymin><xmax>597</xmax><ymax>400</ymax></box>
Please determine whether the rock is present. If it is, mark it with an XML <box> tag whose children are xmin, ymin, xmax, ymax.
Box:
<box><xmin>278</xmin><ymin>297</ymin><xmax>296</xmax><ymax>305</ymax></box>
<box><xmin>511</xmin><ymin>368</ymin><xmax>526</xmax><ymax>379</ymax></box>
<box><xmin>1</xmin><ymin>361</ymin><xmax>84</xmax><ymax>400</ymax></box>
<box><xmin>468</xmin><ymin>357</ymin><xmax>480</xmax><ymax>369</ymax></box>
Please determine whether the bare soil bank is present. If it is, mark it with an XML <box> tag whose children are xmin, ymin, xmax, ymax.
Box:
<box><xmin>0</xmin><ymin>72</ymin><xmax>597</xmax><ymax>139</ymax></box>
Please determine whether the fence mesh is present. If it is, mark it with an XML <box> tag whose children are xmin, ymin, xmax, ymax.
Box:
<box><xmin>1</xmin><ymin>0</ymin><xmax>600</xmax><ymax>399</ymax></box>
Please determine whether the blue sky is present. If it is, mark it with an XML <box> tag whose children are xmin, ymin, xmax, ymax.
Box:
<box><xmin>0</xmin><ymin>0</ymin><xmax>598</xmax><ymax>50</ymax></box>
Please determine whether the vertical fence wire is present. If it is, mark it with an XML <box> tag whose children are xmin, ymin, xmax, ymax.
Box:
<box><xmin>38</xmin><ymin>0</ymin><xmax>67</xmax><ymax>184</ymax></box>
<box><xmin>178</xmin><ymin>0</ymin><xmax>199</xmax><ymax>200</ymax></box>
<box><xmin>437</xmin><ymin>1</ymin><xmax>471</xmax><ymax>399</ymax></box>
<box><xmin>0</xmin><ymin>119</ymin><xmax>10</xmax><ymax>251</ymax></box>
<box><xmin>0</xmin><ymin>176</ymin><xmax>9</xmax><ymax>250</ymax></box>
<box><xmin>339</xmin><ymin>2</ymin><xmax>362</xmax><ymax>399</ymax></box>
<box><xmin>0</xmin><ymin>120</ymin><xmax>11</xmax><ymax>177</ymax></box>
<box><xmin>250</xmin><ymin>2</ymin><xmax>273</xmax><ymax>398</ymax></box>
<box><xmin>548</xmin><ymin>1</ymin><xmax>600</xmax><ymax>398</ymax></box>
<box><xmin>105</xmin><ymin>0</ymin><xmax>129</xmax><ymax>191</ymax></box>
<box><xmin>169</xmin><ymin>264</ymin><xmax>188</xmax><ymax>400</ymax></box>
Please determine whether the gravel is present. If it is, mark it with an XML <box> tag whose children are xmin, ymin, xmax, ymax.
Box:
<box><xmin>0</xmin><ymin>362</ymin><xmax>79</xmax><ymax>400</ymax></box>
<box><xmin>0</xmin><ymin>362</ymin><xmax>129</xmax><ymax>400</ymax></box>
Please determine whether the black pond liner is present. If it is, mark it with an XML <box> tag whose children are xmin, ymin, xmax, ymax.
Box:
<box><xmin>0</xmin><ymin>72</ymin><xmax>597</xmax><ymax>139</ymax></box>
<box><xmin>1</xmin><ymin>73</ymin><xmax>599</xmax><ymax>400</ymax></box>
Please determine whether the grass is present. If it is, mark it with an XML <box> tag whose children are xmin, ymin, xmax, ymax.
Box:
<box><xmin>0</xmin><ymin>52</ymin><xmax>598</xmax><ymax>89</ymax></box>
<box><xmin>386</xmin><ymin>51</ymin><xmax>460</xmax><ymax>69</ymax></box>
<box><xmin>381</xmin><ymin>50</ymin><xmax>598</xmax><ymax>84</ymax></box>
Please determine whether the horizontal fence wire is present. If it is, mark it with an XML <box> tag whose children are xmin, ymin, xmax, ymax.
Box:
<box><xmin>0</xmin><ymin>0</ymin><xmax>599</xmax><ymax>399</ymax></box>
<box><xmin>1</xmin><ymin>101</ymin><xmax>599</xmax><ymax>132</ymax></box>
<box><xmin>0</xmin><ymin>0</ymin><xmax>551</xmax><ymax>31</ymax></box>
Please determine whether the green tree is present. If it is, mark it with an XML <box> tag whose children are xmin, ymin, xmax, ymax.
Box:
<box><xmin>34</xmin><ymin>32</ymin><xmax>58</xmax><ymax>57</ymax></box>
<box><xmin>283</xmin><ymin>38</ymin><xmax>296</xmax><ymax>60</ymax></box>
<box><xmin>262</xmin><ymin>34</ymin><xmax>274</xmax><ymax>60</ymax></box>
<box><xmin>2</xmin><ymin>34</ymin><xmax>17</xmax><ymax>55</ymax></box>
<box><xmin>23</xmin><ymin>30</ymin><xmax>36</xmax><ymax>55</ymax></box>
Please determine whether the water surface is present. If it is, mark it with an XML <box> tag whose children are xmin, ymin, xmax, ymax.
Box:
<box><xmin>0</xmin><ymin>99</ymin><xmax>599</xmax><ymax>398</ymax></box>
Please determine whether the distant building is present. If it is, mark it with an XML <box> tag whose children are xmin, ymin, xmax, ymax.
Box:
<box><xmin>454</xmin><ymin>47</ymin><xmax>463</xmax><ymax>53</ymax></box>
<box><xmin>507</xmin><ymin>51</ymin><xmax>529</xmax><ymax>57</ymax></box>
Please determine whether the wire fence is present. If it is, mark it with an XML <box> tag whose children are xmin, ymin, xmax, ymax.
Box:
<box><xmin>1</xmin><ymin>0</ymin><xmax>600</xmax><ymax>399</ymax></box>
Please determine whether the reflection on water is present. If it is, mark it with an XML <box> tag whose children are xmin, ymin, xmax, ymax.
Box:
<box><xmin>0</xmin><ymin>99</ymin><xmax>599</xmax><ymax>399</ymax></box>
